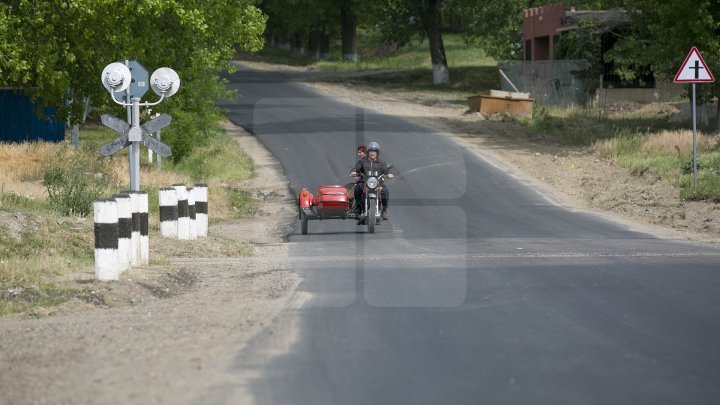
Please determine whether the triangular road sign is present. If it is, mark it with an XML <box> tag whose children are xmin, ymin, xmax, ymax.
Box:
<box><xmin>674</xmin><ymin>47</ymin><xmax>715</xmax><ymax>83</ymax></box>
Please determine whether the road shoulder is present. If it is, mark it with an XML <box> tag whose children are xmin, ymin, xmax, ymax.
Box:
<box><xmin>0</xmin><ymin>121</ymin><xmax>301</xmax><ymax>403</ymax></box>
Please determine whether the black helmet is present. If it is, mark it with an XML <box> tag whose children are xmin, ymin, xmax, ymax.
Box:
<box><xmin>367</xmin><ymin>142</ymin><xmax>380</xmax><ymax>153</ymax></box>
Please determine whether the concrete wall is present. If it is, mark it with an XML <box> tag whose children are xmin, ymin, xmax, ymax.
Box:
<box><xmin>598</xmin><ymin>80</ymin><xmax>685</xmax><ymax>104</ymax></box>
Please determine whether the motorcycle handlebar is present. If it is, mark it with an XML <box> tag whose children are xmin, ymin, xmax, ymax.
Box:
<box><xmin>353</xmin><ymin>173</ymin><xmax>393</xmax><ymax>180</ymax></box>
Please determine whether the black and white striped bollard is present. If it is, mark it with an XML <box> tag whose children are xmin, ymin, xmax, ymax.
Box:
<box><xmin>127</xmin><ymin>191</ymin><xmax>141</xmax><ymax>265</ymax></box>
<box><xmin>159</xmin><ymin>187</ymin><xmax>178</xmax><ymax>238</ymax></box>
<box><xmin>112</xmin><ymin>193</ymin><xmax>132</xmax><ymax>272</ymax></box>
<box><xmin>172</xmin><ymin>184</ymin><xmax>190</xmax><ymax>240</ymax></box>
<box><xmin>194</xmin><ymin>184</ymin><xmax>208</xmax><ymax>237</ymax></box>
<box><xmin>94</xmin><ymin>199</ymin><xmax>119</xmax><ymax>281</ymax></box>
<box><xmin>139</xmin><ymin>191</ymin><xmax>149</xmax><ymax>265</ymax></box>
<box><xmin>188</xmin><ymin>186</ymin><xmax>197</xmax><ymax>240</ymax></box>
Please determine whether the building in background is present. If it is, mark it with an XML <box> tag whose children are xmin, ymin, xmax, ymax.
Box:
<box><xmin>0</xmin><ymin>89</ymin><xmax>65</xmax><ymax>143</ymax></box>
<box><xmin>518</xmin><ymin>3</ymin><xmax>681</xmax><ymax>105</ymax></box>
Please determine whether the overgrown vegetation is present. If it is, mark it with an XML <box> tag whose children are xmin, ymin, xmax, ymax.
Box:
<box><xmin>0</xmin><ymin>121</ymin><xmax>258</xmax><ymax>315</ymax></box>
<box><xmin>43</xmin><ymin>154</ymin><xmax>111</xmax><ymax>216</ymax></box>
<box><xmin>168</xmin><ymin>132</ymin><xmax>255</xmax><ymax>182</ymax></box>
<box><xmin>526</xmin><ymin>104</ymin><xmax>720</xmax><ymax>201</ymax></box>
<box><xmin>595</xmin><ymin>128</ymin><xmax>720</xmax><ymax>201</ymax></box>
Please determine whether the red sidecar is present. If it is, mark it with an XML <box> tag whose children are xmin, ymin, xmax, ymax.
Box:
<box><xmin>298</xmin><ymin>184</ymin><xmax>357</xmax><ymax>235</ymax></box>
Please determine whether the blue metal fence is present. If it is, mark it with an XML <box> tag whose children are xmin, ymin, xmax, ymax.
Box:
<box><xmin>0</xmin><ymin>89</ymin><xmax>65</xmax><ymax>142</ymax></box>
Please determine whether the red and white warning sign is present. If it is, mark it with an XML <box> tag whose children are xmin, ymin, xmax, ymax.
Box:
<box><xmin>674</xmin><ymin>47</ymin><xmax>715</xmax><ymax>83</ymax></box>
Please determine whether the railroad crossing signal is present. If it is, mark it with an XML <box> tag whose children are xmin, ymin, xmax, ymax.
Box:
<box><xmin>100</xmin><ymin>113</ymin><xmax>173</xmax><ymax>157</ymax></box>
<box><xmin>674</xmin><ymin>47</ymin><xmax>715</xmax><ymax>83</ymax></box>
<box><xmin>101</xmin><ymin>61</ymin><xmax>180</xmax><ymax>191</ymax></box>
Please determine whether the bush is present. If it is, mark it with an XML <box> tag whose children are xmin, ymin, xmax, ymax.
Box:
<box><xmin>43</xmin><ymin>155</ymin><xmax>110</xmax><ymax>216</ymax></box>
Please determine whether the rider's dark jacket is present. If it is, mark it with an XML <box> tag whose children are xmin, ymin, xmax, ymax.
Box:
<box><xmin>353</xmin><ymin>157</ymin><xmax>391</xmax><ymax>178</ymax></box>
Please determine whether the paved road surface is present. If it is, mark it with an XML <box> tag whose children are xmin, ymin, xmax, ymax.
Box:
<box><xmin>205</xmin><ymin>63</ymin><xmax>720</xmax><ymax>404</ymax></box>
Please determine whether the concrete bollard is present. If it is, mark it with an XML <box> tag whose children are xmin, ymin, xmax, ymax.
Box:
<box><xmin>139</xmin><ymin>191</ymin><xmax>149</xmax><ymax>265</ymax></box>
<box><xmin>112</xmin><ymin>193</ymin><xmax>132</xmax><ymax>272</ymax></box>
<box><xmin>194</xmin><ymin>184</ymin><xmax>208</xmax><ymax>237</ymax></box>
<box><xmin>159</xmin><ymin>187</ymin><xmax>178</xmax><ymax>238</ymax></box>
<box><xmin>93</xmin><ymin>199</ymin><xmax>119</xmax><ymax>281</ymax></box>
<box><xmin>188</xmin><ymin>187</ymin><xmax>197</xmax><ymax>240</ymax></box>
<box><xmin>127</xmin><ymin>191</ymin><xmax>141</xmax><ymax>266</ymax></box>
<box><xmin>172</xmin><ymin>184</ymin><xmax>190</xmax><ymax>240</ymax></box>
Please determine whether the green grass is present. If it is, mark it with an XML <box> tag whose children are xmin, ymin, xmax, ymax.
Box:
<box><xmin>258</xmin><ymin>31</ymin><xmax>499</xmax><ymax>94</ymax></box>
<box><xmin>0</xmin><ymin>254</ymin><xmax>78</xmax><ymax>316</ymax></box>
<box><xmin>223</xmin><ymin>187</ymin><xmax>259</xmax><ymax>218</ymax></box>
<box><xmin>0</xmin><ymin>191</ymin><xmax>52</xmax><ymax>214</ymax></box>
<box><xmin>77</xmin><ymin>123</ymin><xmax>119</xmax><ymax>154</ymax></box>
<box><xmin>166</xmin><ymin>130</ymin><xmax>254</xmax><ymax>182</ymax></box>
<box><xmin>596</xmin><ymin>131</ymin><xmax>720</xmax><ymax>201</ymax></box>
<box><xmin>679</xmin><ymin>170</ymin><xmax>720</xmax><ymax>201</ymax></box>
<box><xmin>527</xmin><ymin>105</ymin><xmax>682</xmax><ymax>147</ymax></box>
<box><xmin>617</xmin><ymin>153</ymin><xmax>684</xmax><ymax>177</ymax></box>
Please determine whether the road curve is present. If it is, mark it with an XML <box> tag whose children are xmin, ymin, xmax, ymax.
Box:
<box><xmin>204</xmin><ymin>63</ymin><xmax>720</xmax><ymax>405</ymax></box>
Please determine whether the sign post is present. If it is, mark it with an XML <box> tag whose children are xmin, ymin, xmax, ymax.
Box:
<box><xmin>674</xmin><ymin>47</ymin><xmax>715</xmax><ymax>192</ymax></box>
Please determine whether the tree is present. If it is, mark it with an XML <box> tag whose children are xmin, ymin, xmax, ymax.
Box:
<box><xmin>259</xmin><ymin>0</ymin><xmax>364</xmax><ymax>61</ymax></box>
<box><xmin>340</xmin><ymin>0</ymin><xmax>359</xmax><ymax>61</ymax></box>
<box><xmin>373</xmin><ymin>0</ymin><xmax>450</xmax><ymax>85</ymax></box>
<box><xmin>446</xmin><ymin>0</ymin><xmax>526</xmax><ymax>61</ymax></box>
<box><xmin>554</xmin><ymin>19</ymin><xmax>605</xmax><ymax>106</ymax></box>
<box><xmin>0</xmin><ymin>0</ymin><xmax>267</xmax><ymax>161</ymax></box>
<box><xmin>374</xmin><ymin>0</ymin><xmax>527</xmax><ymax>86</ymax></box>
<box><xmin>605</xmin><ymin>0</ymin><xmax>720</xmax><ymax>128</ymax></box>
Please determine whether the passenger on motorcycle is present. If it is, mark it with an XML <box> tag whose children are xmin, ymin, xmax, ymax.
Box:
<box><xmin>350</xmin><ymin>142</ymin><xmax>393</xmax><ymax>220</ymax></box>
<box><xmin>345</xmin><ymin>145</ymin><xmax>367</xmax><ymax>213</ymax></box>
<box><xmin>347</xmin><ymin>145</ymin><xmax>367</xmax><ymax>210</ymax></box>
<box><xmin>356</xmin><ymin>144</ymin><xmax>367</xmax><ymax>161</ymax></box>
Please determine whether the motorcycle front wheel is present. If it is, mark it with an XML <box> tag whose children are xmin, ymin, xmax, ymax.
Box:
<box><xmin>301</xmin><ymin>215</ymin><xmax>308</xmax><ymax>235</ymax></box>
<box><xmin>368</xmin><ymin>199</ymin><xmax>376</xmax><ymax>234</ymax></box>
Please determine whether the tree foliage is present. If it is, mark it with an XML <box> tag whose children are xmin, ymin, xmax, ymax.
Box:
<box><xmin>554</xmin><ymin>19</ymin><xmax>604</xmax><ymax>101</ymax></box>
<box><xmin>0</xmin><ymin>0</ymin><xmax>267</xmax><ymax>161</ymax></box>
<box><xmin>604</xmin><ymin>0</ymin><xmax>720</xmax><ymax>127</ymax></box>
<box><xmin>606</xmin><ymin>0</ymin><xmax>720</xmax><ymax>96</ymax></box>
<box><xmin>446</xmin><ymin>0</ymin><xmax>526</xmax><ymax>61</ymax></box>
<box><xmin>258</xmin><ymin>0</ymin><xmax>530</xmax><ymax>85</ymax></box>
<box><xmin>369</xmin><ymin>0</ymin><xmax>527</xmax><ymax>84</ymax></box>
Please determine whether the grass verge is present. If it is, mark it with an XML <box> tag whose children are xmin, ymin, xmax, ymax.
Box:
<box><xmin>595</xmin><ymin>128</ymin><xmax>720</xmax><ymax>201</ymax></box>
<box><xmin>0</xmin><ymin>120</ymin><xmax>258</xmax><ymax>315</ymax></box>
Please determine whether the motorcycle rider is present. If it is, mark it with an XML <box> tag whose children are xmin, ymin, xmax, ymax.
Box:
<box><xmin>350</xmin><ymin>141</ymin><xmax>393</xmax><ymax>220</ymax></box>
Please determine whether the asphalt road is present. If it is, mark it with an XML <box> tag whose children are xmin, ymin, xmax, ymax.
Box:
<box><xmin>209</xmin><ymin>63</ymin><xmax>720</xmax><ymax>405</ymax></box>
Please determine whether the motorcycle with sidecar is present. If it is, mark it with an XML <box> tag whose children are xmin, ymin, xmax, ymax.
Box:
<box><xmin>297</xmin><ymin>166</ymin><xmax>392</xmax><ymax>234</ymax></box>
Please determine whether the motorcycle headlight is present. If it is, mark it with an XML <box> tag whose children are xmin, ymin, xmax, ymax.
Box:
<box><xmin>367</xmin><ymin>177</ymin><xmax>378</xmax><ymax>190</ymax></box>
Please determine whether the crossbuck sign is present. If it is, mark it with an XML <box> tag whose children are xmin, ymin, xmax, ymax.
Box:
<box><xmin>100</xmin><ymin>113</ymin><xmax>172</xmax><ymax>157</ymax></box>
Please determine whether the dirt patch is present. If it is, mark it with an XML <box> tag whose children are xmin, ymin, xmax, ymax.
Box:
<box><xmin>0</xmin><ymin>122</ymin><xmax>301</xmax><ymax>404</ymax></box>
<box><xmin>0</xmin><ymin>211</ymin><xmax>30</xmax><ymax>242</ymax></box>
